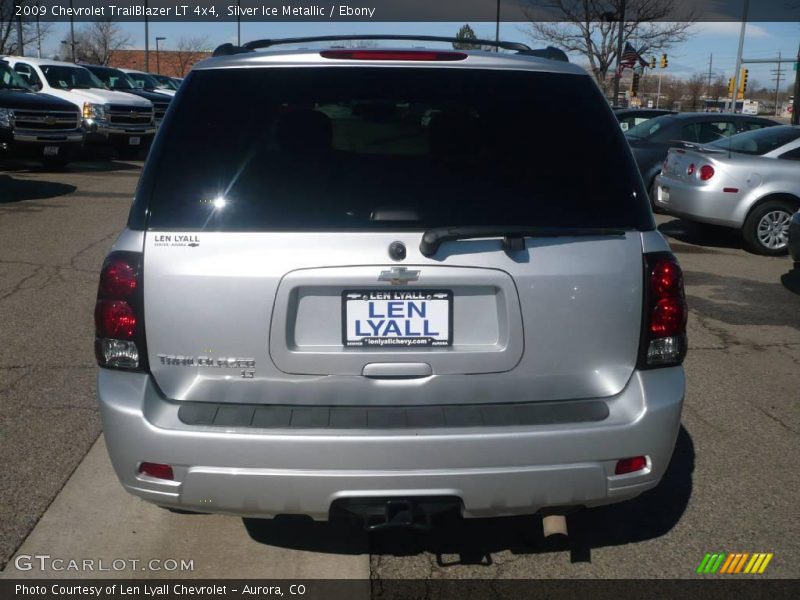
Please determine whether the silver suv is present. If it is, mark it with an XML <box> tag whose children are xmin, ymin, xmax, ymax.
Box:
<box><xmin>95</xmin><ymin>37</ymin><xmax>687</xmax><ymax>529</ymax></box>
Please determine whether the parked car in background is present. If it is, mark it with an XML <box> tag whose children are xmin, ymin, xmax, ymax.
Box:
<box><xmin>789</xmin><ymin>210</ymin><xmax>800</xmax><ymax>266</ymax></box>
<box><xmin>0</xmin><ymin>60</ymin><xmax>83</xmax><ymax>168</ymax></box>
<box><xmin>625</xmin><ymin>112</ymin><xmax>780</xmax><ymax>200</ymax></box>
<box><xmin>95</xmin><ymin>38</ymin><xmax>687</xmax><ymax>526</ymax></box>
<box><xmin>614</xmin><ymin>107</ymin><xmax>675</xmax><ymax>132</ymax></box>
<box><xmin>3</xmin><ymin>57</ymin><xmax>155</xmax><ymax>159</ymax></box>
<box><xmin>120</xmin><ymin>68</ymin><xmax>177</xmax><ymax>97</ymax></box>
<box><xmin>655</xmin><ymin>125</ymin><xmax>800</xmax><ymax>255</ymax></box>
<box><xmin>82</xmin><ymin>64</ymin><xmax>171</xmax><ymax>129</ymax></box>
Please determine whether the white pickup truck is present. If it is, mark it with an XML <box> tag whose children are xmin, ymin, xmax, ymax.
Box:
<box><xmin>4</xmin><ymin>57</ymin><xmax>156</xmax><ymax>157</ymax></box>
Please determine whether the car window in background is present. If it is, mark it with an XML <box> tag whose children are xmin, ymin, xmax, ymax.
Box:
<box><xmin>778</xmin><ymin>146</ymin><xmax>800</xmax><ymax>161</ymax></box>
<box><xmin>0</xmin><ymin>63</ymin><xmax>31</xmax><ymax>90</ymax></box>
<box><xmin>709</xmin><ymin>126</ymin><xmax>800</xmax><ymax>155</ymax></box>
<box><xmin>13</xmin><ymin>63</ymin><xmax>41</xmax><ymax>87</ymax></box>
<box><xmin>41</xmin><ymin>65</ymin><xmax>105</xmax><ymax>90</ymax></box>
<box><xmin>128</xmin><ymin>72</ymin><xmax>160</xmax><ymax>89</ymax></box>
<box><xmin>147</xmin><ymin>67</ymin><xmax>650</xmax><ymax>231</ymax></box>
<box><xmin>680</xmin><ymin>123</ymin><xmax>700</xmax><ymax>142</ymax></box>
<box><xmin>696</xmin><ymin>121</ymin><xmax>736</xmax><ymax>143</ymax></box>
<box><xmin>90</xmin><ymin>67</ymin><xmax>137</xmax><ymax>91</ymax></box>
<box><xmin>625</xmin><ymin>115</ymin><xmax>670</xmax><ymax>139</ymax></box>
<box><xmin>746</xmin><ymin>122</ymin><xmax>768</xmax><ymax>131</ymax></box>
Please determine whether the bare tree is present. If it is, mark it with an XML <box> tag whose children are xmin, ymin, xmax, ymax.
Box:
<box><xmin>73</xmin><ymin>20</ymin><xmax>131</xmax><ymax>65</ymax></box>
<box><xmin>684</xmin><ymin>73</ymin><xmax>706</xmax><ymax>110</ymax></box>
<box><xmin>173</xmin><ymin>36</ymin><xmax>211</xmax><ymax>77</ymax></box>
<box><xmin>1</xmin><ymin>1</ymin><xmax>53</xmax><ymax>55</ymax></box>
<box><xmin>709</xmin><ymin>74</ymin><xmax>728</xmax><ymax>102</ymax></box>
<box><xmin>524</xmin><ymin>0</ymin><xmax>695</xmax><ymax>95</ymax></box>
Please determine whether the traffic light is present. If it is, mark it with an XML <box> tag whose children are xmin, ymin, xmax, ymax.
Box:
<box><xmin>660</xmin><ymin>53</ymin><xmax>668</xmax><ymax>69</ymax></box>
<box><xmin>649</xmin><ymin>56</ymin><xmax>656</xmax><ymax>69</ymax></box>
<box><xmin>631</xmin><ymin>71</ymin><xmax>640</xmax><ymax>97</ymax></box>
<box><xmin>739</xmin><ymin>68</ymin><xmax>749</xmax><ymax>93</ymax></box>
<box><xmin>728</xmin><ymin>77</ymin><xmax>735</xmax><ymax>95</ymax></box>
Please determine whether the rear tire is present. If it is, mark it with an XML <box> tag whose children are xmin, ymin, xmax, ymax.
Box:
<box><xmin>742</xmin><ymin>200</ymin><xmax>795</xmax><ymax>255</ymax></box>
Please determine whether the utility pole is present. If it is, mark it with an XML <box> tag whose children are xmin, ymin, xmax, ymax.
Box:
<box><xmin>16</xmin><ymin>12</ymin><xmax>23</xmax><ymax>55</ymax></box>
<box><xmin>69</xmin><ymin>0</ymin><xmax>76</xmax><ymax>62</ymax></box>
<box><xmin>770</xmin><ymin>51</ymin><xmax>784</xmax><ymax>117</ymax></box>
<box><xmin>36</xmin><ymin>15</ymin><xmax>41</xmax><ymax>58</ymax></box>
<box><xmin>793</xmin><ymin>40</ymin><xmax>800</xmax><ymax>126</ymax></box>
<box><xmin>612</xmin><ymin>0</ymin><xmax>628</xmax><ymax>105</ymax></box>
<box><xmin>237</xmin><ymin>0</ymin><xmax>241</xmax><ymax>45</ymax></box>
<box><xmin>707</xmin><ymin>53</ymin><xmax>713</xmax><ymax>98</ymax></box>
<box><xmin>730</xmin><ymin>0</ymin><xmax>749</xmax><ymax>113</ymax></box>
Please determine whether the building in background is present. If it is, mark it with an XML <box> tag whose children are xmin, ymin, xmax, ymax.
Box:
<box><xmin>107</xmin><ymin>49</ymin><xmax>211</xmax><ymax>77</ymax></box>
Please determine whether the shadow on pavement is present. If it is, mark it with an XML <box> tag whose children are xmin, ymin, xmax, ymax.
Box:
<box><xmin>0</xmin><ymin>159</ymin><xmax>141</xmax><ymax>174</ymax></box>
<box><xmin>243</xmin><ymin>426</ymin><xmax>694</xmax><ymax>566</ymax></box>
<box><xmin>658</xmin><ymin>218</ymin><xmax>742</xmax><ymax>251</ymax></box>
<box><xmin>685</xmin><ymin>270</ymin><xmax>800</xmax><ymax>327</ymax></box>
<box><xmin>0</xmin><ymin>174</ymin><xmax>76</xmax><ymax>203</ymax></box>
<box><xmin>780</xmin><ymin>265</ymin><xmax>800</xmax><ymax>296</ymax></box>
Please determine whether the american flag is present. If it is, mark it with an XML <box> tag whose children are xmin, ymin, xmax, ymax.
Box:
<box><xmin>618</xmin><ymin>42</ymin><xmax>649</xmax><ymax>73</ymax></box>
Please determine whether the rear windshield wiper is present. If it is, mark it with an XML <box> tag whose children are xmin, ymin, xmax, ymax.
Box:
<box><xmin>419</xmin><ymin>226</ymin><xmax>626</xmax><ymax>257</ymax></box>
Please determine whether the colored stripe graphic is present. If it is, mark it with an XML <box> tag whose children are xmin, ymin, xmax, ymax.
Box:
<box><xmin>758</xmin><ymin>554</ymin><xmax>773</xmax><ymax>573</ymax></box>
<box><xmin>703</xmin><ymin>552</ymin><xmax>774</xmax><ymax>574</ymax></box>
<box><xmin>719</xmin><ymin>553</ymin><xmax>735</xmax><ymax>573</ymax></box>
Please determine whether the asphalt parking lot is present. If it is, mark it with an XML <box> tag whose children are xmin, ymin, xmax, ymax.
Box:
<box><xmin>0</xmin><ymin>160</ymin><xmax>798</xmax><ymax>580</ymax></box>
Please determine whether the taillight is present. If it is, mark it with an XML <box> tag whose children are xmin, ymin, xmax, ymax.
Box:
<box><xmin>639</xmin><ymin>253</ymin><xmax>687</xmax><ymax>368</ymax></box>
<box><xmin>138</xmin><ymin>462</ymin><xmax>174</xmax><ymax>480</ymax></box>
<box><xmin>320</xmin><ymin>49</ymin><xmax>467</xmax><ymax>61</ymax></box>
<box><xmin>95</xmin><ymin>251</ymin><xmax>148</xmax><ymax>370</ymax></box>
<box><xmin>615</xmin><ymin>456</ymin><xmax>648</xmax><ymax>475</ymax></box>
<box><xmin>699</xmin><ymin>165</ymin><xmax>715</xmax><ymax>181</ymax></box>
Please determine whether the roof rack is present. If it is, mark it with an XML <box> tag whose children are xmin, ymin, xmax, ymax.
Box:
<box><xmin>212</xmin><ymin>35</ymin><xmax>568</xmax><ymax>62</ymax></box>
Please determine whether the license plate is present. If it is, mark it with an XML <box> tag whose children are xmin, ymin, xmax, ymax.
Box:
<box><xmin>43</xmin><ymin>146</ymin><xmax>59</xmax><ymax>156</ymax></box>
<box><xmin>343</xmin><ymin>290</ymin><xmax>452</xmax><ymax>348</ymax></box>
<box><xmin>129</xmin><ymin>136</ymin><xmax>141</xmax><ymax>146</ymax></box>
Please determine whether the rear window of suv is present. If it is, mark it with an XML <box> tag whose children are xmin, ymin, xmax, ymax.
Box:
<box><xmin>138</xmin><ymin>67</ymin><xmax>651</xmax><ymax>231</ymax></box>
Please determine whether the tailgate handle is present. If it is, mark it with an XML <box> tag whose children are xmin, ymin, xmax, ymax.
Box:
<box><xmin>362</xmin><ymin>363</ymin><xmax>432</xmax><ymax>378</ymax></box>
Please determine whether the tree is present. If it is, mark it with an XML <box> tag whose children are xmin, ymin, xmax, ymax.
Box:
<box><xmin>453</xmin><ymin>24</ymin><xmax>481</xmax><ymax>50</ymax></box>
<box><xmin>173</xmin><ymin>36</ymin><xmax>210</xmax><ymax>77</ymax></box>
<box><xmin>0</xmin><ymin>1</ymin><xmax>53</xmax><ymax>55</ymax></box>
<box><xmin>524</xmin><ymin>0</ymin><xmax>695</xmax><ymax>95</ymax></box>
<box><xmin>684</xmin><ymin>73</ymin><xmax>706</xmax><ymax>110</ymax></box>
<box><xmin>709</xmin><ymin>74</ymin><xmax>728</xmax><ymax>101</ymax></box>
<box><xmin>73</xmin><ymin>20</ymin><xmax>131</xmax><ymax>65</ymax></box>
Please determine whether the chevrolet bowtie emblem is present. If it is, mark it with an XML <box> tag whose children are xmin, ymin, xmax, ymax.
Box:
<box><xmin>378</xmin><ymin>266</ymin><xmax>420</xmax><ymax>285</ymax></box>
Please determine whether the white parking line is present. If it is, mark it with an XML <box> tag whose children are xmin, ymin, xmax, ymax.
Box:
<box><xmin>1</xmin><ymin>436</ymin><xmax>369</xmax><ymax>580</ymax></box>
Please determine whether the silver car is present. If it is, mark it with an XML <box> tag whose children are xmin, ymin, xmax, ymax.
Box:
<box><xmin>655</xmin><ymin>125</ymin><xmax>800</xmax><ymax>255</ymax></box>
<box><xmin>94</xmin><ymin>36</ymin><xmax>687</xmax><ymax>528</ymax></box>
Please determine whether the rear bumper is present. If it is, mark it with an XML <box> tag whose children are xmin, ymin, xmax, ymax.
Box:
<box><xmin>654</xmin><ymin>175</ymin><xmax>743</xmax><ymax>228</ymax></box>
<box><xmin>97</xmin><ymin>368</ymin><xmax>685</xmax><ymax>519</ymax></box>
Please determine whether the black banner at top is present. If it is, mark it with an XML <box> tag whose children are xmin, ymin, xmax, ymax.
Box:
<box><xmin>4</xmin><ymin>0</ymin><xmax>800</xmax><ymax>22</ymax></box>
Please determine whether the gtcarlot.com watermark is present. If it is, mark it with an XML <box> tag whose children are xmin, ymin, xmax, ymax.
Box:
<box><xmin>14</xmin><ymin>554</ymin><xmax>194</xmax><ymax>572</ymax></box>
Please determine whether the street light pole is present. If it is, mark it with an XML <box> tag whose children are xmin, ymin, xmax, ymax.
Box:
<box><xmin>237</xmin><ymin>0</ymin><xmax>241</xmax><ymax>46</ymax></box>
<box><xmin>155</xmin><ymin>37</ymin><xmax>166</xmax><ymax>74</ymax></box>
<box><xmin>69</xmin><ymin>0</ymin><xmax>76</xmax><ymax>62</ymax></box>
<box><xmin>612</xmin><ymin>0</ymin><xmax>627</xmax><ymax>105</ymax></box>
<box><xmin>144</xmin><ymin>1</ymin><xmax>150</xmax><ymax>72</ymax></box>
<box><xmin>495</xmin><ymin>0</ymin><xmax>500</xmax><ymax>52</ymax></box>
<box><xmin>730</xmin><ymin>0</ymin><xmax>749</xmax><ymax>113</ymax></box>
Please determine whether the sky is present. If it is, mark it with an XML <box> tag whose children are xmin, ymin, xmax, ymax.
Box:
<box><xmin>38</xmin><ymin>20</ymin><xmax>799</xmax><ymax>90</ymax></box>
